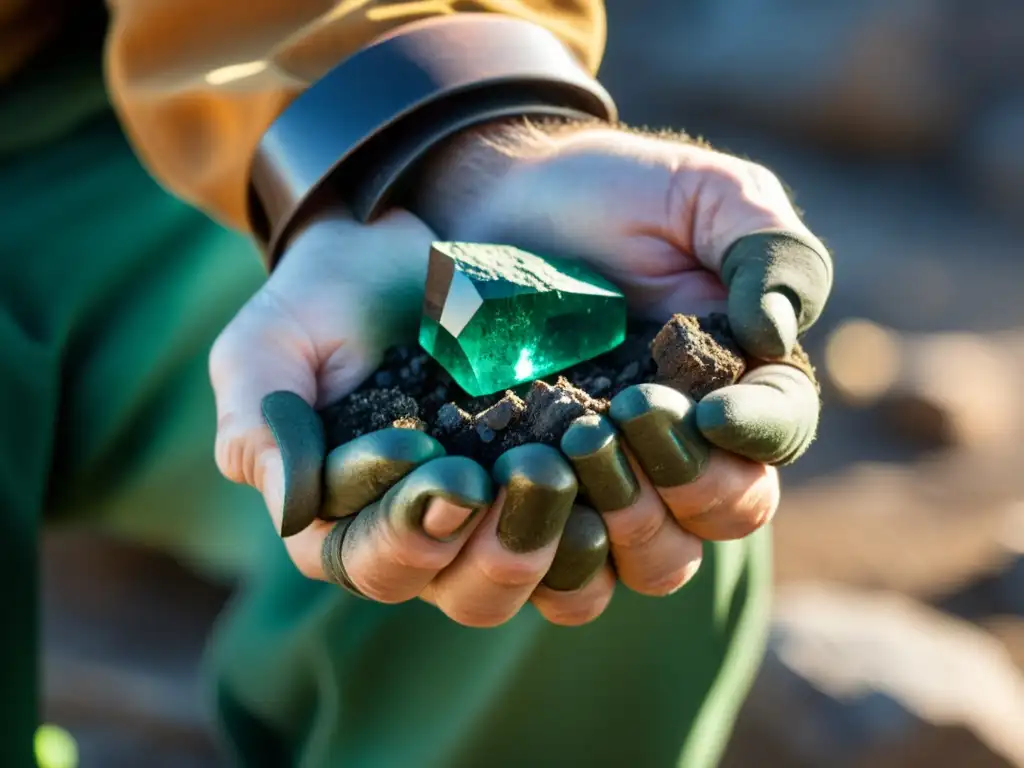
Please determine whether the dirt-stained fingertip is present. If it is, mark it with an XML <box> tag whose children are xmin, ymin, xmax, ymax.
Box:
<box><xmin>377</xmin><ymin>455</ymin><xmax>494</xmax><ymax>542</ymax></box>
<box><xmin>323</xmin><ymin>428</ymin><xmax>446</xmax><ymax>520</ymax></box>
<box><xmin>608</xmin><ymin>383</ymin><xmax>710</xmax><ymax>488</ymax></box>
<box><xmin>695</xmin><ymin>364</ymin><xmax>819</xmax><ymax>465</ymax></box>
<box><xmin>720</xmin><ymin>229</ymin><xmax>833</xmax><ymax>360</ymax></box>
<box><xmin>561</xmin><ymin>414</ymin><xmax>639</xmax><ymax>512</ymax></box>
<box><xmin>542</xmin><ymin>506</ymin><xmax>610</xmax><ymax>592</ymax></box>
<box><xmin>262</xmin><ymin>391</ymin><xmax>325</xmax><ymax>538</ymax></box>
<box><xmin>493</xmin><ymin>444</ymin><xmax>578</xmax><ymax>554</ymax></box>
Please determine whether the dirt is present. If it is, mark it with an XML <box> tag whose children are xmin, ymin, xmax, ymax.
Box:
<box><xmin>321</xmin><ymin>313</ymin><xmax>760</xmax><ymax>467</ymax></box>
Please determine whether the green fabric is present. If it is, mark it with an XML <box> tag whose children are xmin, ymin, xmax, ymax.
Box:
<box><xmin>6</xmin><ymin>110</ymin><xmax>772</xmax><ymax>767</ymax></box>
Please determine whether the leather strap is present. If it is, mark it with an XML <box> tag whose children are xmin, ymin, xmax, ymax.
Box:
<box><xmin>248</xmin><ymin>14</ymin><xmax>617</xmax><ymax>269</ymax></box>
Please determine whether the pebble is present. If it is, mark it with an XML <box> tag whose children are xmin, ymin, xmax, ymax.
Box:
<box><xmin>591</xmin><ymin>376</ymin><xmax>613</xmax><ymax>394</ymax></box>
<box><xmin>436</xmin><ymin>403</ymin><xmax>469</xmax><ymax>433</ymax></box>
<box><xmin>616</xmin><ymin>362</ymin><xmax>640</xmax><ymax>383</ymax></box>
<box><xmin>475</xmin><ymin>424</ymin><xmax>496</xmax><ymax>443</ymax></box>
<box><xmin>477</xmin><ymin>398</ymin><xmax>523</xmax><ymax>431</ymax></box>
<box><xmin>374</xmin><ymin>371</ymin><xmax>395</xmax><ymax>388</ymax></box>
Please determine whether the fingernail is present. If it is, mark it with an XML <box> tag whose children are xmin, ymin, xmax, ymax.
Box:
<box><xmin>609</xmin><ymin>383</ymin><xmax>709</xmax><ymax>487</ymax></box>
<box><xmin>542</xmin><ymin>506</ymin><xmax>609</xmax><ymax>592</ymax></box>
<box><xmin>323</xmin><ymin>428</ymin><xmax>445</xmax><ymax>520</ymax></box>
<box><xmin>759</xmin><ymin>290</ymin><xmax>800</xmax><ymax>358</ymax></box>
<box><xmin>493</xmin><ymin>444</ymin><xmax>578</xmax><ymax>554</ymax></box>
<box><xmin>379</xmin><ymin>456</ymin><xmax>493</xmax><ymax>542</ymax></box>
<box><xmin>720</xmin><ymin>230</ymin><xmax>833</xmax><ymax>360</ymax></box>
<box><xmin>421</xmin><ymin>499</ymin><xmax>475</xmax><ymax>540</ymax></box>
<box><xmin>560</xmin><ymin>414</ymin><xmax>639</xmax><ymax>512</ymax></box>
<box><xmin>262</xmin><ymin>391</ymin><xmax>325</xmax><ymax>538</ymax></box>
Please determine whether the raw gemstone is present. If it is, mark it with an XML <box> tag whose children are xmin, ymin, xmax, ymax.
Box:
<box><xmin>419</xmin><ymin>243</ymin><xmax>627</xmax><ymax>396</ymax></box>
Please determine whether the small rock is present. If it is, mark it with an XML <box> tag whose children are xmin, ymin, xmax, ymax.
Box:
<box><xmin>392</xmin><ymin>417</ymin><xmax>426</xmax><ymax>432</ymax></box>
<box><xmin>373</xmin><ymin>371</ymin><xmax>395</xmax><ymax>388</ymax></box>
<box><xmin>475</xmin><ymin>424</ymin><xmax>496</xmax><ymax>443</ymax></box>
<box><xmin>476</xmin><ymin>395</ymin><xmax>526</xmax><ymax>432</ymax></box>
<box><xmin>435</xmin><ymin>403</ymin><xmax>472</xmax><ymax>434</ymax></box>
<box><xmin>616</xmin><ymin>361</ymin><xmax>640</xmax><ymax>384</ymax></box>
<box><xmin>524</xmin><ymin>379</ymin><xmax>604</xmax><ymax>444</ymax></box>
<box><xmin>591</xmin><ymin>376</ymin><xmax>613</xmax><ymax>395</ymax></box>
<box><xmin>652</xmin><ymin>314</ymin><xmax>746</xmax><ymax>400</ymax></box>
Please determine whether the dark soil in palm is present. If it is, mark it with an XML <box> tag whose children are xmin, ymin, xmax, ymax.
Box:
<box><xmin>321</xmin><ymin>313</ymin><xmax>749</xmax><ymax>467</ymax></box>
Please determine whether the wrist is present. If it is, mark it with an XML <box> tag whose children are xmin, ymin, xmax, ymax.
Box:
<box><xmin>406</xmin><ymin>115</ymin><xmax>602</xmax><ymax>238</ymax></box>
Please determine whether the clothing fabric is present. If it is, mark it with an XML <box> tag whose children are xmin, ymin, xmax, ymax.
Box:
<box><xmin>7</xmin><ymin>108</ymin><xmax>772</xmax><ymax>768</ymax></box>
<box><xmin>1</xmin><ymin>0</ymin><xmax>605</xmax><ymax>232</ymax></box>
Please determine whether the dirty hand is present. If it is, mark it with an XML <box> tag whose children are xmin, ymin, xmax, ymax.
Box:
<box><xmin>409</xmin><ymin>118</ymin><xmax>832</xmax><ymax>602</ymax></box>
<box><xmin>211</xmin><ymin>210</ymin><xmax>612</xmax><ymax>628</ymax></box>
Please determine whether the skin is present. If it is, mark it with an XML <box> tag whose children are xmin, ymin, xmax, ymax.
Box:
<box><xmin>210</xmin><ymin>118</ymin><xmax>830</xmax><ymax>628</ymax></box>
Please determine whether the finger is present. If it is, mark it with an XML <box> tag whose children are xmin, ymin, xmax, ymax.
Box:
<box><xmin>261</xmin><ymin>391</ymin><xmax>325</xmax><ymax>536</ymax></box>
<box><xmin>607</xmin><ymin>383</ymin><xmax>710</xmax><ymax>487</ymax></box>
<box><xmin>658</xmin><ymin>449</ymin><xmax>780</xmax><ymax>542</ymax></box>
<box><xmin>562</xmin><ymin>412</ymin><xmax>703</xmax><ymax>596</ymax></box>
<box><xmin>560</xmin><ymin>413</ymin><xmax>640</xmax><ymax>512</ymax></box>
<box><xmin>532</xmin><ymin>563</ymin><xmax>616</xmax><ymax>627</ymax></box>
<box><xmin>424</xmin><ymin>444</ymin><xmax>577</xmax><ymax>628</ymax></box>
<box><xmin>322</xmin><ymin>428</ymin><xmax>446</xmax><ymax>520</ymax></box>
<box><xmin>541</xmin><ymin>505</ymin><xmax>611</xmax><ymax>592</ymax></box>
<box><xmin>720</xmin><ymin>229</ymin><xmax>833</xmax><ymax>359</ymax></box>
<box><xmin>210</xmin><ymin>291</ymin><xmax>319</xmax><ymax>536</ymax></box>
<box><xmin>608</xmin><ymin>382</ymin><xmax>778</xmax><ymax>542</ymax></box>
<box><xmin>695</xmin><ymin>363</ymin><xmax>820</xmax><ymax>465</ymax></box>
<box><xmin>324</xmin><ymin>456</ymin><xmax>493</xmax><ymax>603</ymax></box>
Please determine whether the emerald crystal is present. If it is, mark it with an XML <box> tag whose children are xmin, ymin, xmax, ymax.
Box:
<box><xmin>419</xmin><ymin>243</ymin><xmax>627</xmax><ymax>396</ymax></box>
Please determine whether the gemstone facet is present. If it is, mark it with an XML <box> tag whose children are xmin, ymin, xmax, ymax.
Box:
<box><xmin>419</xmin><ymin>243</ymin><xmax>627</xmax><ymax>396</ymax></box>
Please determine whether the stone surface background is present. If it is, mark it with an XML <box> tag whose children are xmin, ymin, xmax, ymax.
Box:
<box><xmin>43</xmin><ymin>2</ymin><xmax>1024</xmax><ymax>766</ymax></box>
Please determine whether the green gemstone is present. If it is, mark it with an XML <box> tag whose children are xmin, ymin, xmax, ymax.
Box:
<box><xmin>419</xmin><ymin>243</ymin><xmax>627</xmax><ymax>396</ymax></box>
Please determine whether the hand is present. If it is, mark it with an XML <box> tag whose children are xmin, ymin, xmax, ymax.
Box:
<box><xmin>410</xmin><ymin>119</ymin><xmax>831</xmax><ymax>597</ymax></box>
<box><xmin>211</xmin><ymin>210</ymin><xmax>615</xmax><ymax>628</ymax></box>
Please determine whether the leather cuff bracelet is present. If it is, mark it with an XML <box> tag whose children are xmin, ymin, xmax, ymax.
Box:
<box><xmin>247</xmin><ymin>14</ymin><xmax>618</xmax><ymax>269</ymax></box>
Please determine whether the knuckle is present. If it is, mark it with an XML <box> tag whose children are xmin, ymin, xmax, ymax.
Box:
<box><xmin>474</xmin><ymin>552</ymin><xmax>545</xmax><ymax>590</ymax></box>
<box><xmin>214</xmin><ymin>427</ymin><xmax>276</xmax><ymax>488</ymax></box>
<box><xmin>607</xmin><ymin>508</ymin><xmax>664</xmax><ymax>552</ymax></box>
<box><xmin>738</xmin><ymin>159</ymin><xmax>785</xmax><ymax>195</ymax></box>
<box><xmin>629</xmin><ymin>563</ymin><xmax>699</xmax><ymax>597</ymax></box>
<box><xmin>541</xmin><ymin>598</ymin><xmax>606</xmax><ymax>627</ymax></box>
<box><xmin>385</xmin><ymin>537</ymin><xmax>451</xmax><ymax>574</ymax></box>
<box><xmin>284</xmin><ymin>539</ymin><xmax>323</xmax><ymax>582</ymax></box>
<box><xmin>444</xmin><ymin>602</ymin><xmax>518</xmax><ymax>629</ymax></box>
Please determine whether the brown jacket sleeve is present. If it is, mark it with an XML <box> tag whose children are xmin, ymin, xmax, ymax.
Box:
<box><xmin>103</xmin><ymin>0</ymin><xmax>606</xmax><ymax>233</ymax></box>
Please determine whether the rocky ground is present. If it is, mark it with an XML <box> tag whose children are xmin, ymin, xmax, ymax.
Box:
<box><xmin>43</xmin><ymin>2</ymin><xmax>1024</xmax><ymax>766</ymax></box>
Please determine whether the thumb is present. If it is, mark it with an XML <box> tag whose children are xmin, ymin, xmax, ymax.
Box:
<box><xmin>209</xmin><ymin>288</ymin><xmax>321</xmax><ymax>537</ymax></box>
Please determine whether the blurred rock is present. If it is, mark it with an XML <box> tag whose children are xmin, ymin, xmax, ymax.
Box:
<box><xmin>935</xmin><ymin>500</ymin><xmax>1024</xmax><ymax>620</ymax></box>
<box><xmin>721</xmin><ymin>584</ymin><xmax>1024</xmax><ymax>768</ymax></box>
<box><xmin>824</xmin><ymin>319</ymin><xmax>902</xmax><ymax>405</ymax></box>
<box><xmin>963</xmin><ymin>96</ymin><xmax>1024</xmax><ymax>220</ymax></box>
<box><xmin>774</xmin><ymin>458</ymin><xmax>1024</xmax><ymax>597</ymax></box>
<box><xmin>604</xmin><ymin>0</ymin><xmax>961</xmax><ymax>154</ymax></box>
<box><xmin>824</xmin><ymin>322</ymin><xmax>1020</xmax><ymax>450</ymax></box>
<box><xmin>42</xmin><ymin>533</ymin><xmax>228</xmax><ymax>767</ymax></box>
<box><xmin>984</xmin><ymin>617</ymin><xmax>1024</xmax><ymax>673</ymax></box>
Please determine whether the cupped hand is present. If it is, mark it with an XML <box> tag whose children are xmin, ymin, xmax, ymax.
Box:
<box><xmin>210</xmin><ymin>209</ymin><xmax>614</xmax><ymax>628</ymax></box>
<box><xmin>412</xmin><ymin>121</ymin><xmax>831</xmax><ymax>601</ymax></box>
